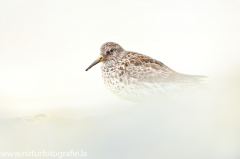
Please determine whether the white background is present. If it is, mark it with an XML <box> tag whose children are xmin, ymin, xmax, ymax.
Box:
<box><xmin>0</xmin><ymin>0</ymin><xmax>239</xmax><ymax>118</ymax></box>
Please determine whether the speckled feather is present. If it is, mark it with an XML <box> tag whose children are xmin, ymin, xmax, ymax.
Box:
<box><xmin>97</xmin><ymin>42</ymin><xmax>206</xmax><ymax>101</ymax></box>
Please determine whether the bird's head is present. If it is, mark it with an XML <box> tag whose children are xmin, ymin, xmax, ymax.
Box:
<box><xmin>85</xmin><ymin>42</ymin><xmax>124</xmax><ymax>71</ymax></box>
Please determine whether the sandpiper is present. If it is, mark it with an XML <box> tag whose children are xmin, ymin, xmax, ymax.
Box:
<box><xmin>86</xmin><ymin>42</ymin><xmax>206</xmax><ymax>102</ymax></box>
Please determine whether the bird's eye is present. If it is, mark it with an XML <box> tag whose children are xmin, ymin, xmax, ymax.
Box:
<box><xmin>110</xmin><ymin>48</ymin><xmax>114</xmax><ymax>52</ymax></box>
<box><xmin>106</xmin><ymin>51</ymin><xmax>110</xmax><ymax>55</ymax></box>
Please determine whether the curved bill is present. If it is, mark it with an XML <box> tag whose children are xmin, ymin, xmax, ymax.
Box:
<box><xmin>85</xmin><ymin>55</ymin><xmax>104</xmax><ymax>71</ymax></box>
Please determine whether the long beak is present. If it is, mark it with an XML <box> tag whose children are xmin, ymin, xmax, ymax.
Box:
<box><xmin>85</xmin><ymin>55</ymin><xmax>104</xmax><ymax>71</ymax></box>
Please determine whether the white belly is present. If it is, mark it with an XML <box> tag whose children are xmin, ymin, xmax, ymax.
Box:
<box><xmin>102</xmin><ymin>74</ymin><xmax>193</xmax><ymax>102</ymax></box>
<box><xmin>101</xmin><ymin>62</ymin><xmax>202</xmax><ymax>102</ymax></box>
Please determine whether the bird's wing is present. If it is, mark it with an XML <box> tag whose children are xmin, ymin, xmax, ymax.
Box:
<box><xmin>122</xmin><ymin>52</ymin><xmax>206</xmax><ymax>84</ymax></box>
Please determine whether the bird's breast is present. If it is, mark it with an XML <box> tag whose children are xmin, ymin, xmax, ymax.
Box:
<box><xmin>100</xmin><ymin>61</ymin><xmax>148</xmax><ymax>101</ymax></box>
<box><xmin>101</xmin><ymin>62</ymin><xmax>124</xmax><ymax>93</ymax></box>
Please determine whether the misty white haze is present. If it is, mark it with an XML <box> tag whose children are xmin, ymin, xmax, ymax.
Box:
<box><xmin>0</xmin><ymin>0</ymin><xmax>240</xmax><ymax>159</ymax></box>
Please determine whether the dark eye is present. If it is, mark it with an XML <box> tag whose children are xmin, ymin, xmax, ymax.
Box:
<box><xmin>106</xmin><ymin>51</ymin><xmax>110</xmax><ymax>55</ymax></box>
<box><xmin>110</xmin><ymin>48</ymin><xmax>114</xmax><ymax>52</ymax></box>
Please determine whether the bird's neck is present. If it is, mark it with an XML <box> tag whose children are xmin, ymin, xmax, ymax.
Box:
<box><xmin>102</xmin><ymin>51</ymin><xmax>128</xmax><ymax>68</ymax></box>
<box><xmin>102</xmin><ymin>59</ymin><xmax>118</xmax><ymax>69</ymax></box>
<box><xmin>118</xmin><ymin>50</ymin><xmax>128</xmax><ymax>60</ymax></box>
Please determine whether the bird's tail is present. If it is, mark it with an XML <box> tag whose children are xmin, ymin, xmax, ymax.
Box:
<box><xmin>178</xmin><ymin>73</ymin><xmax>207</xmax><ymax>84</ymax></box>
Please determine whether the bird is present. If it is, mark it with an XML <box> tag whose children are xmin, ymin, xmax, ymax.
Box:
<box><xmin>86</xmin><ymin>42</ymin><xmax>206</xmax><ymax>102</ymax></box>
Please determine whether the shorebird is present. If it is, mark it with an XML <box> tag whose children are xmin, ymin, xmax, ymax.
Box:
<box><xmin>86</xmin><ymin>42</ymin><xmax>206</xmax><ymax>102</ymax></box>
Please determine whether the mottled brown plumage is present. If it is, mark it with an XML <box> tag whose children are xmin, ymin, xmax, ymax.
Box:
<box><xmin>86</xmin><ymin>42</ymin><xmax>206</xmax><ymax>102</ymax></box>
